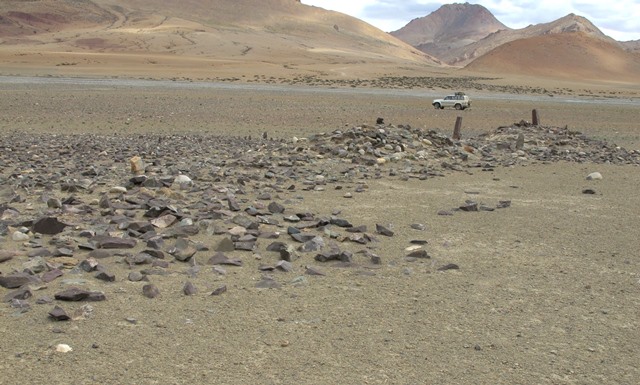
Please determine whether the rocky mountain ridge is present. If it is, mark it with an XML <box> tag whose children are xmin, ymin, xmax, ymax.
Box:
<box><xmin>390</xmin><ymin>3</ymin><xmax>508</xmax><ymax>62</ymax></box>
<box><xmin>390</xmin><ymin>4</ymin><xmax>640</xmax><ymax>81</ymax></box>
<box><xmin>392</xmin><ymin>5</ymin><xmax>625</xmax><ymax>66</ymax></box>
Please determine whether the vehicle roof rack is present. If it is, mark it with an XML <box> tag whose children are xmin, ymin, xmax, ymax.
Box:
<box><xmin>454</xmin><ymin>92</ymin><xmax>466</xmax><ymax>96</ymax></box>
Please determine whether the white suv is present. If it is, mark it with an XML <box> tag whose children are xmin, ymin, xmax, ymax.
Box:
<box><xmin>432</xmin><ymin>92</ymin><xmax>471</xmax><ymax>110</ymax></box>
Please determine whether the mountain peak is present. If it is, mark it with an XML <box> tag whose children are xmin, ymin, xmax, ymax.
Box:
<box><xmin>390</xmin><ymin>3</ymin><xmax>508</xmax><ymax>59</ymax></box>
<box><xmin>549</xmin><ymin>13</ymin><xmax>603</xmax><ymax>35</ymax></box>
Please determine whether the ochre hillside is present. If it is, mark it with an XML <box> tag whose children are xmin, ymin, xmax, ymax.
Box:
<box><xmin>465</xmin><ymin>32</ymin><xmax>640</xmax><ymax>82</ymax></box>
<box><xmin>0</xmin><ymin>0</ymin><xmax>440</xmax><ymax>79</ymax></box>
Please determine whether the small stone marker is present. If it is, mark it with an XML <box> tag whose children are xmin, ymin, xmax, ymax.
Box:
<box><xmin>516</xmin><ymin>133</ymin><xmax>525</xmax><ymax>150</ymax></box>
<box><xmin>130</xmin><ymin>156</ymin><xmax>145</xmax><ymax>175</ymax></box>
<box><xmin>453</xmin><ymin>116</ymin><xmax>462</xmax><ymax>140</ymax></box>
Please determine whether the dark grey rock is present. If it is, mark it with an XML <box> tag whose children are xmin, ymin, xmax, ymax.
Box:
<box><xmin>88</xmin><ymin>249</ymin><xmax>114</xmax><ymax>259</ymax></box>
<box><xmin>170</xmin><ymin>238</ymin><xmax>197</xmax><ymax>262</ymax></box>
<box><xmin>32</xmin><ymin>217</ymin><xmax>68</xmax><ymax>235</ymax></box>
<box><xmin>330</xmin><ymin>218</ymin><xmax>352</xmax><ymax>228</ymax></box>
<box><xmin>99</xmin><ymin>194</ymin><xmax>112</xmax><ymax>209</ymax></box>
<box><xmin>276</xmin><ymin>260</ymin><xmax>293</xmax><ymax>272</ymax></box>
<box><xmin>291</xmin><ymin>233</ymin><xmax>316</xmax><ymax>243</ymax></box>
<box><xmin>79</xmin><ymin>258</ymin><xmax>100</xmax><ymax>272</ymax></box>
<box><xmin>234</xmin><ymin>241</ymin><xmax>256</xmax><ymax>251</ymax></box>
<box><xmin>41</xmin><ymin>269</ymin><xmax>64</xmax><ymax>283</ymax></box>
<box><xmin>345</xmin><ymin>225</ymin><xmax>367</xmax><ymax>233</ymax></box>
<box><xmin>369</xmin><ymin>253</ymin><xmax>382</xmax><ymax>265</ymax></box>
<box><xmin>305</xmin><ymin>266</ymin><xmax>326</xmax><ymax>276</ymax></box>
<box><xmin>4</xmin><ymin>288</ymin><xmax>32</xmax><ymax>302</ymax></box>
<box><xmin>280</xmin><ymin>245</ymin><xmax>299</xmax><ymax>262</ymax></box>
<box><xmin>268</xmin><ymin>201</ymin><xmax>285</xmax><ymax>214</ymax></box>
<box><xmin>376</xmin><ymin>224</ymin><xmax>394</xmax><ymax>237</ymax></box>
<box><xmin>95</xmin><ymin>236</ymin><xmax>137</xmax><ymax>249</ymax></box>
<box><xmin>183</xmin><ymin>281</ymin><xmax>198</xmax><ymax>296</ymax></box>
<box><xmin>54</xmin><ymin>247</ymin><xmax>75</xmax><ymax>257</ymax></box>
<box><xmin>216</xmin><ymin>238</ymin><xmax>236</xmax><ymax>252</ymax></box>
<box><xmin>232</xmin><ymin>215</ymin><xmax>258</xmax><ymax>230</ymax></box>
<box><xmin>49</xmin><ymin>305</ymin><xmax>71</xmax><ymax>321</ymax></box>
<box><xmin>27</xmin><ymin>248</ymin><xmax>53</xmax><ymax>258</ymax></box>
<box><xmin>10</xmin><ymin>299</ymin><xmax>30</xmax><ymax>311</ymax></box>
<box><xmin>95</xmin><ymin>271</ymin><xmax>116</xmax><ymax>282</ymax></box>
<box><xmin>266</xmin><ymin>242</ymin><xmax>287</xmax><ymax>252</ymax></box>
<box><xmin>145</xmin><ymin>250</ymin><xmax>167</xmax><ymax>259</ymax></box>
<box><xmin>459</xmin><ymin>201</ymin><xmax>478</xmax><ymax>212</ymax></box>
<box><xmin>146</xmin><ymin>237</ymin><xmax>164</xmax><ymax>250</ymax></box>
<box><xmin>298</xmin><ymin>237</ymin><xmax>324</xmax><ymax>252</ymax></box>
<box><xmin>437</xmin><ymin>263</ymin><xmax>460</xmax><ymax>271</ymax></box>
<box><xmin>142</xmin><ymin>284</ymin><xmax>160</xmax><ymax>299</ymax></box>
<box><xmin>47</xmin><ymin>198</ymin><xmax>62</xmax><ymax>209</ymax></box>
<box><xmin>54</xmin><ymin>287</ymin><xmax>106</xmax><ymax>302</ymax></box>
<box><xmin>151</xmin><ymin>260</ymin><xmax>170</xmax><ymax>269</ymax></box>
<box><xmin>0</xmin><ymin>273</ymin><xmax>38</xmax><ymax>289</ymax></box>
<box><xmin>126</xmin><ymin>253</ymin><xmax>154</xmax><ymax>265</ymax></box>
<box><xmin>314</xmin><ymin>249</ymin><xmax>351</xmax><ymax>263</ymax></box>
<box><xmin>407</xmin><ymin>250</ymin><xmax>431</xmax><ymax>259</ymax></box>
<box><xmin>207</xmin><ymin>252</ymin><xmax>242</xmax><ymax>266</ymax></box>
<box><xmin>36</xmin><ymin>296</ymin><xmax>54</xmax><ymax>305</ymax></box>
<box><xmin>211</xmin><ymin>285</ymin><xmax>227</xmax><ymax>296</ymax></box>
<box><xmin>128</xmin><ymin>271</ymin><xmax>145</xmax><ymax>282</ymax></box>
<box><xmin>228</xmin><ymin>197</ymin><xmax>241</xmax><ymax>211</ymax></box>
<box><xmin>255</xmin><ymin>276</ymin><xmax>281</xmax><ymax>289</ymax></box>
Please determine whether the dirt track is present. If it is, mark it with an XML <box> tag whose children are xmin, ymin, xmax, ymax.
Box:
<box><xmin>1</xmin><ymin>76</ymin><xmax>639</xmax><ymax>148</ymax></box>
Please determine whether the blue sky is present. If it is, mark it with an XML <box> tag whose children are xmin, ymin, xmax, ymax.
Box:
<box><xmin>302</xmin><ymin>0</ymin><xmax>640</xmax><ymax>41</ymax></box>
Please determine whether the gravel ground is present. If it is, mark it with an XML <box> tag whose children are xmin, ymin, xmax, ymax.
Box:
<box><xmin>0</xmin><ymin>77</ymin><xmax>639</xmax><ymax>385</ymax></box>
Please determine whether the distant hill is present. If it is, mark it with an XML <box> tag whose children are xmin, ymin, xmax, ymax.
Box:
<box><xmin>0</xmin><ymin>0</ymin><xmax>441</xmax><ymax>78</ymax></box>
<box><xmin>390</xmin><ymin>5</ymin><xmax>640</xmax><ymax>82</ymax></box>
<box><xmin>390</xmin><ymin>3</ymin><xmax>508</xmax><ymax>60</ymax></box>
<box><xmin>465</xmin><ymin>32</ymin><xmax>640</xmax><ymax>82</ymax></box>
<box><xmin>446</xmin><ymin>13</ymin><xmax>617</xmax><ymax>66</ymax></box>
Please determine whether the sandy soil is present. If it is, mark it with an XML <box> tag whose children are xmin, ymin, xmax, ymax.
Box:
<box><xmin>0</xmin><ymin>78</ymin><xmax>639</xmax><ymax>385</ymax></box>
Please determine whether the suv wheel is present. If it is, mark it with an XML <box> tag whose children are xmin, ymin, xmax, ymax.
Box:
<box><xmin>454</xmin><ymin>103</ymin><xmax>462</xmax><ymax>110</ymax></box>
<box><xmin>433</xmin><ymin>103</ymin><xmax>441</xmax><ymax>109</ymax></box>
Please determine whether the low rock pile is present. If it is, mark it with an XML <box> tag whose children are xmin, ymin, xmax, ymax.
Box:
<box><xmin>301</xmin><ymin>121</ymin><xmax>640</xmax><ymax>177</ymax></box>
<box><xmin>0</xmin><ymin>121</ymin><xmax>636</xmax><ymax>320</ymax></box>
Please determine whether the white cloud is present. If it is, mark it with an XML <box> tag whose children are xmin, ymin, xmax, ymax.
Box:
<box><xmin>301</xmin><ymin>0</ymin><xmax>640</xmax><ymax>41</ymax></box>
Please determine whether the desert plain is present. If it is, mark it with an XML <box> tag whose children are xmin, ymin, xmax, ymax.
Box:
<box><xmin>0</xmin><ymin>68</ymin><xmax>638</xmax><ymax>385</ymax></box>
<box><xmin>0</xmin><ymin>2</ymin><xmax>639</xmax><ymax>383</ymax></box>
